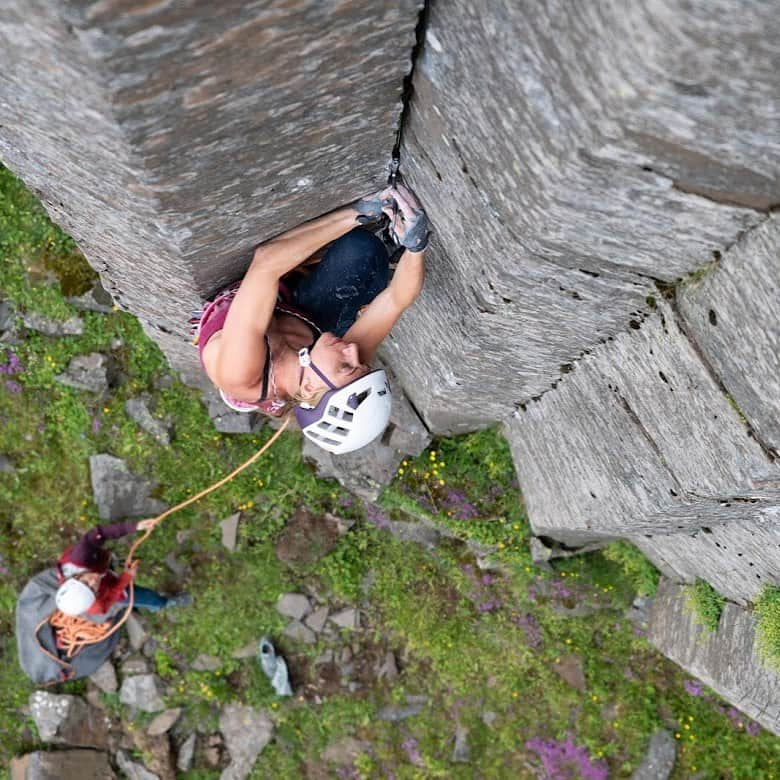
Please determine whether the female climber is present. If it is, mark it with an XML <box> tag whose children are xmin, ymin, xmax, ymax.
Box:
<box><xmin>195</xmin><ymin>182</ymin><xmax>430</xmax><ymax>454</ymax></box>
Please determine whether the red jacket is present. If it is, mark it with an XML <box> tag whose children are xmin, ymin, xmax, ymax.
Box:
<box><xmin>57</xmin><ymin>522</ymin><xmax>138</xmax><ymax>616</ymax></box>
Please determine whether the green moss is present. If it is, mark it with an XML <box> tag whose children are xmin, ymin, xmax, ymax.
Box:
<box><xmin>601</xmin><ymin>542</ymin><xmax>660</xmax><ymax>597</ymax></box>
<box><xmin>755</xmin><ymin>586</ymin><xmax>780</xmax><ymax>671</ymax></box>
<box><xmin>684</xmin><ymin>579</ymin><xmax>725</xmax><ymax>633</ymax></box>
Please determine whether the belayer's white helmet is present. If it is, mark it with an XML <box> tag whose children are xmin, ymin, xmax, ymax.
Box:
<box><xmin>294</xmin><ymin>366</ymin><xmax>392</xmax><ymax>454</ymax></box>
<box><xmin>55</xmin><ymin>577</ymin><xmax>96</xmax><ymax>616</ymax></box>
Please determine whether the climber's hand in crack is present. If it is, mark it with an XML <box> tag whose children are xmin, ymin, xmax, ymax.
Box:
<box><xmin>353</xmin><ymin>188</ymin><xmax>394</xmax><ymax>224</ymax></box>
<box><xmin>385</xmin><ymin>182</ymin><xmax>430</xmax><ymax>253</ymax></box>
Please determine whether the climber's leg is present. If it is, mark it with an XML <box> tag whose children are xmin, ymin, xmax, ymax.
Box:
<box><xmin>289</xmin><ymin>228</ymin><xmax>389</xmax><ymax>336</ymax></box>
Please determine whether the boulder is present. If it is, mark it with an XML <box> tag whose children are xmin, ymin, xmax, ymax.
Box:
<box><xmin>276</xmin><ymin>593</ymin><xmax>312</xmax><ymax>621</ymax></box>
<box><xmin>119</xmin><ymin>674</ymin><xmax>166</xmax><ymax>713</ymax></box>
<box><xmin>330</xmin><ymin>608</ymin><xmax>359</xmax><ymax>630</ymax></box>
<box><xmin>176</xmin><ymin>733</ymin><xmax>197</xmax><ymax>773</ymax></box>
<box><xmin>220</xmin><ymin>512</ymin><xmax>240</xmax><ymax>551</ymax></box>
<box><xmin>147</xmin><ymin>708</ymin><xmax>182</xmax><ymax>737</ymax></box>
<box><xmin>10</xmin><ymin>750</ymin><xmax>115</xmax><ymax>780</ymax></box>
<box><xmin>56</xmin><ymin>353</ymin><xmax>112</xmax><ymax>393</ymax></box>
<box><xmin>219</xmin><ymin>704</ymin><xmax>274</xmax><ymax>780</ymax></box>
<box><xmin>28</xmin><ymin>691</ymin><xmax>108</xmax><ymax>749</ymax></box>
<box><xmin>631</xmin><ymin>729</ymin><xmax>676</xmax><ymax>780</ymax></box>
<box><xmin>23</xmin><ymin>312</ymin><xmax>83</xmax><ymax>336</ymax></box>
<box><xmin>192</xmin><ymin>654</ymin><xmax>222</xmax><ymax>672</ymax></box>
<box><xmin>66</xmin><ymin>280</ymin><xmax>114</xmax><ymax>314</ymax></box>
<box><xmin>282</xmin><ymin>620</ymin><xmax>316</xmax><ymax>645</ymax></box>
<box><xmin>116</xmin><ymin>751</ymin><xmax>159</xmax><ymax>780</ymax></box>
<box><xmin>89</xmin><ymin>661</ymin><xmax>118</xmax><ymax>694</ymax></box>
<box><xmin>125</xmin><ymin>397</ymin><xmax>172</xmax><ymax>445</ymax></box>
<box><xmin>305</xmin><ymin>606</ymin><xmax>330</xmax><ymax>634</ymax></box>
<box><xmin>89</xmin><ymin>454</ymin><xmax>168</xmax><ymax>520</ymax></box>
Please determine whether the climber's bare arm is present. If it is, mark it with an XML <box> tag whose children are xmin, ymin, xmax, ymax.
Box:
<box><xmin>344</xmin><ymin>248</ymin><xmax>425</xmax><ymax>363</ymax></box>
<box><xmin>211</xmin><ymin>208</ymin><xmax>361</xmax><ymax>398</ymax></box>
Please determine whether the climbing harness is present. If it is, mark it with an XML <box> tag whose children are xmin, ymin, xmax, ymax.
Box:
<box><xmin>33</xmin><ymin>416</ymin><xmax>291</xmax><ymax>679</ymax></box>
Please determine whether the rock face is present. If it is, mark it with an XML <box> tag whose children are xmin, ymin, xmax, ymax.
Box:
<box><xmin>0</xmin><ymin>0</ymin><xmax>422</xmax><ymax>383</ymax></box>
<box><xmin>649</xmin><ymin>579</ymin><xmax>780</xmax><ymax>735</ymax></box>
<box><xmin>89</xmin><ymin>454</ymin><xmax>168</xmax><ymax>520</ymax></box>
<box><xmin>2</xmin><ymin>0</ymin><xmax>780</xmax><ymax>738</ymax></box>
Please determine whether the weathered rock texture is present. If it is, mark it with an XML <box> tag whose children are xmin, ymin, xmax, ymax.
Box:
<box><xmin>2</xmin><ymin>0</ymin><xmax>780</xmax><ymax>735</ymax></box>
<box><xmin>0</xmin><ymin>0</ymin><xmax>422</xmax><ymax>382</ymax></box>
<box><xmin>650</xmin><ymin>579</ymin><xmax>780</xmax><ymax>734</ymax></box>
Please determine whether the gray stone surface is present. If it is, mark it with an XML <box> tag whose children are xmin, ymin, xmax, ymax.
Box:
<box><xmin>631</xmin><ymin>729</ymin><xmax>676</xmax><ymax>780</ymax></box>
<box><xmin>678</xmin><ymin>216</ymin><xmax>780</xmax><ymax>456</ymax></box>
<box><xmin>219</xmin><ymin>704</ymin><xmax>274</xmax><ymax>780</ymax></box>
<box><xmin>125</xmin><ymin>397</ymin><xmax>172</xmax><ymax>445</ymax></box>
<box><xmin>305</xmin><ymin>606</ymin><xmax>329</xmax><ymax>634</ymax></box>
<box><xmin>10</xmin><ymin>750</ymin><xmax>115</xmax><ymax>780</ymax></box>
<box><xmin>0</xmin><ymin>0</ymin><xmax>422</xmax><ymax>383</ymax></box>
<box><xmin>377</xmin><ymin>696</ymin><xmax>426</xmax><ymax>722</ymax></box>
<box><xmin>119</xmin><ymin>674</ymin><xmax>166</xmax><ymax>713</ymax></box>
<box><xmin>116</xmin><ymin>751</ymin><xmax>159</xmax><ymax>780</ymax></box>
<box><xmin>192</xmin><ymin>653</ymin><xmax>222</xmax><ymax>672</ymax></box>
<box><xmin>648</xmin><ymin>579</ymin><xmax>780</xmax><ymax>735</ymax></box>
<box><xmin>202</xmin><ymin>388</ymin><xmax>265</xmax><ymax>434</ymax></box>
<box><xmin>147</xmin><ymin>708</ymin><xmax>182</xmax><ymax>737</ymax></box>
<box><xmin>177</xmin><ymin>733</ymin><xmax>197</xmax><ymax>773</ymax></box>
<box><xmin>330</xmin><ymin>608</ymin><xmax>359</xmax><ymax>630</ymax></box>
<box><xmin>66</xmin><ymin>280</ymin><xmax>114</xmax><ymax>314</ymax></box>
<box><xmin>126</xmin><ymin>613</ymin><xmax>149</xmax><ymax>652</ymax></box>
<box><xmin>507</xmin><ymin>298</ymin><xmax>780</xmax><ymax>544</ymax></box>
<box><xmin>389</xmin><ymin>0</ymin><xmax>775</xmax><ymax>432</ymax></box>
<box><xmin>451</xmin><ymin>724</ymin><xmax>470</xmax><ymax>763</ymax></box>
<box><xmin>23</xmin><ymin>312</ymin><xmax>83</xmax><ymax>336</ymax></box>
<box><xmin>220</xmin><ymin>512</ymin><xmax>240</xmax><ymax>551</ymax></box>
<box><xmin>28</xmin><ymin>691</ymin><xmax>108</xmax><ymax>748</ymax></box>
<box><xmin>56</xmin><ymin>352</ymin><xmax>112</xmax><ymax>393</ymax></box>
<box><xmin>89</xmin><ymin>454</ymin><xmax>168</xmax><ymax>520</ymax></box>
<box><xmin>282</xmin><ymin>620</ymin><xmax>316</xmax><ymax>645</ymax></box>
<box><xmin>276</xmin><ymin>593</ymin><xmax>312</xmax><ymax>621</ymax></box>
<box><xmin>89</xmin><ymin>661</ymin><xmax>118</xmax><ymax>694</ymax></box>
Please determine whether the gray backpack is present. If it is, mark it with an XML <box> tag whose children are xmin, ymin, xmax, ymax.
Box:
<box><xmin>16</xmin><ymin>568</ymin><xmax>120</xmax><ymax>684</ymax></box>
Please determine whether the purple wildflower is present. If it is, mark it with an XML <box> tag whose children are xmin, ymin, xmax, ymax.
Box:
<box><xmin>0</xmin><ymin>555</ymin><xmax>9</xmax><ymax>577</ymax></box>
<box><xmin>551</xmin><ymin>579</ymin><xmax>573</xmax><ymax>599</ymax></box>
<box><xmin>683</xmin><ymin>679</ymin><xmax>703</xmax><ymax>697</ymax></box>
<box><xmin>401</xmin><ymin>737</ymin><xmax>425</xmax><ymax>768</ymax></box>
<box><xmin>526</xmin><ymin>737</ymin><xmax>608</xmax><ymax>780</ymax></box>
<box><xmin>515</xmin><ymin>612</ymin><xmax>542</xmax><ymax>648</ymax></box>
<box><xmin>364</xmin><ymin>503</ymin><xmax>390</xmax><ymax>530</ymax></box>
<box><xmin>339</xmin><ymin>496</ymin><xmax>354</xmax><ymax>509</ymax></box>
<box><xmin>4</xmin><ymin>380</ymin><xmax>21</xmax><ymax>394</ymax></box>
<box><xmin>91</xmin><ymin>415</ymin><xmax>102</xmax><ymax>433</ymax></box>
<box><xmin>335</xmin><ymin>767</ymin><xmax>360</xmax><ymax>780</ymax></box>
<box><xmin>0</xmin><ymin>349</ymin><xmax>22</xmax><ymax>376</ymax></box>
<box><xmin>745</xmin><ymin>721</ymin><xmax>761</xmax><ymax>737</ymax></box>
<box><xmin>442</xmin><ymin>488</ymin><xmax>479</xmax><ymax>520</ymax></box>
<box><xmin>477</xmin><ymin>599</ymin><xmax>502</xmax><ymax>614</ymax></box>
<box><xmin>481</xmin><ymin>574</ymin><xmax>495</xmax><ymax>586</ymax></box>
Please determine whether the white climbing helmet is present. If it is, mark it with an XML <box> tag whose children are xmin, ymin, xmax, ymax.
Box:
<box><xmin>55</xmin><ymin>578</ymin><xmax>96</xmax><ymax>616</ymax></box>
<box><xmin>294</xmin><ymin>367</ymin><xmax>392</xmax><ymax>454</ymax></box>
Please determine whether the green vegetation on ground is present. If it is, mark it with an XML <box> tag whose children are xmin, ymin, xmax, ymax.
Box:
<box><xmin>2</xmin><ymin>164</ymin><xmax>780</xmax><ymax>778</ymax></box>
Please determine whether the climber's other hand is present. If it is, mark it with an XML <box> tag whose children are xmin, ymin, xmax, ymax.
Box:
<box><xmin>353</xmin><ymin>189</ymin><xmax>393</xmax><ymax>224</ymax></box>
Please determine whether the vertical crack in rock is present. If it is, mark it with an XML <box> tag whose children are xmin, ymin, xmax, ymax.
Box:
<box><xmin>665</xmin><ymin>282</ymin><xmax>777</xmax><ymax>465</ymax></box>
<box><xmin>391</xmin><ymin>1</ymin><xmax>430</xmax><ymax>172</ymax></box>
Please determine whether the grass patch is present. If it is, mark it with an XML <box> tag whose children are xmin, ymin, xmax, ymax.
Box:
<box><xmin>684</xmin><ymin>579</ymin><xmax>725</xmax><ymax>633</ymax></box>
<box><xmin>755</xmin><ymin>586</ymin><xmax>780</xmax><ymax>671</ymax></box>
<box><xmin>601</xmin><ymin>541</ymin><xmax>660</xmax><ymax>597</ymax></box>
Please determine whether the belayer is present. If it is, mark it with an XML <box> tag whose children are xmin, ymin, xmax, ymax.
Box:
<box><xmin>194</xmin><ymin>182</ymin><xmax>430</xmax><ymax>453</ymax></box>
<box><xmin>16</xmin><ymin>519</ymin><xmax>190</xmax><ymax>683</ymax></box>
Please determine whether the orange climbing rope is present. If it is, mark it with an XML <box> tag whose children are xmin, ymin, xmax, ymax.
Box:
<box><xmin>34</xmin><ymin>416</ymin><xmax>292</xmax><ymax>675</ymax></box>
